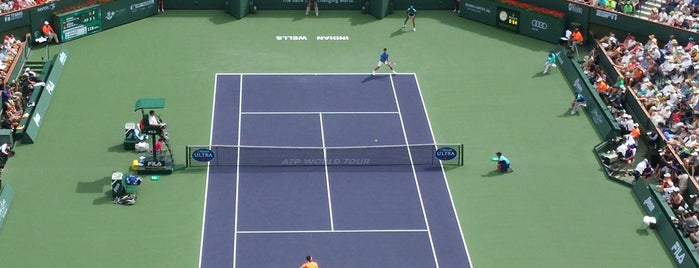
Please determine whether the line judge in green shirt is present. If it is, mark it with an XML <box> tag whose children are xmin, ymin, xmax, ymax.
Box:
<box><xmin>496</xmin><ymin>152</ymin><xmax>512</xmax><ymax>173</ymax></box>
<box><xmin>543</xmin><ymin>50</ymin><xmax>556</xmax><ymax>75</ymax></box>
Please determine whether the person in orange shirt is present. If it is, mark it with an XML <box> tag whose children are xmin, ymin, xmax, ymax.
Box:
<box><xmin>300</xmin><ymin>256</ymin><xmax>319</xmax><ymax>268</ymax></box>
<box><xmin>595</xmin><ymin>77</ymin><xmax>609</xmax><ymax>101</ymax></box>
<box><xmin>41</xmin><ymin>21</ymin><xmax>59</xmax><ymax>44</ymax></box>
<box><xmin>569</xmin><ymin>28</ymin><xmax>584</xmax><ymax>49</ymax></box>
<box><xmin>631</xmin><ymin>123</ymin><xmax>641</xmax><ymax>139</ymax></box>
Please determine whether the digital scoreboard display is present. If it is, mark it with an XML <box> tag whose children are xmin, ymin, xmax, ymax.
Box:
<box><xmin>57</xmin><ymin>5</ymin><xmax>102</xmax><ymax>42</ymax></box>
<box><xmin>496</xmin><ymin>7</ymin><xmax>519</xmax><ymax>32</ymax></box>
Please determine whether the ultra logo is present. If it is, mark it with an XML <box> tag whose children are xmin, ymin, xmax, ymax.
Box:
<box><xmin>192</xmin><ymin>148</ymin><xmax>215</xmax><ymax>162</ymax></box>
<box><xmin>435</xmin><ymin>147</ymin><xmax>457</xmax><ymax>161</ymax></box>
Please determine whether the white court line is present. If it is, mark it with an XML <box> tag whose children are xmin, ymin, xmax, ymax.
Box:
<box><xmin>237</xmin><ymin>229</ymin><xmax>429</xmax><ymax>234</ymax></box>
<box><xmin>389</xmin><ymin>75</ymin><xmax>440</xmax><ymax>268</ymax></box>
<box><xmin>318</xmin><ymin>113</ymin><xmax>335</xmax><ymax>231</ymax></box>
<box><xmin>413</xmin><ymin>74</ymin><xmax>473</xmax><ymax>266</ymax></box>
<box><xmin>240</xmin><ymin>111</ymin><xmax>399</xmax><ymax>115</ymax></box>
<box><xmin>216</xmin><ymin>72</ymin><xmax>417</xmax><ymax>76</ymax></box>
<box><xmin>232</xmin><ymin>74</ymin><xmax>244</xmax><ymax>268</ymax></box>
<box><xmin>206</xmin><ymin>144</ymin><xmax>440</xmax><ymax>149</ymax></box>
<box><xmin>197</xmin><ymin>74</ymin><xmax>220</xmax><ymax>268</ymax></box>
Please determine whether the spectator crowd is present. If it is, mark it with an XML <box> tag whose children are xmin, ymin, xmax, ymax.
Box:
<box><xmin>0</xmin><ymin>0</ymin><xmax>45</xmax><ymax>14</ymax></box>
<box><xmin>593</xmin><ymin>29</ymin><xmax>699</xmax><ymax>251</ymax></box>
<box><xmin>576</xmin><ymin>0</ymin><xmax>699</xmax><ymax>33</ymax></box>
<box><xmin>576</xmin><ymin>0</ymin><xmax>645</xmax><ymax>15</ymax></box>
<box><xmin>0</xmin><ymin>34</ymin><xmax>41</xmax><ymax>134</ymax></box>
<box><xmin>647</xmin><ymin>0</ymin><xmax>699</xmax><ymax>32</ymax></box>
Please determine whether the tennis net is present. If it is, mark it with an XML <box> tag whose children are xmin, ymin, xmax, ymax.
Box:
<box><xmin>185</xmin><ymin>143</ymin><xmax>463</xmax><ymax>167</ymax></box>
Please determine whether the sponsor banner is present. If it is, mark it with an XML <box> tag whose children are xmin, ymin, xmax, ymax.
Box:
<box><xmin>162</xmin><ymin>0</ymin><xmax>225</xmax><ymax>9</ymax></box>
<box><xmin>519</xmin><ymin>8</ymin><xmax>564</xmax><ymax>43</ymax></box>
<box><xmin>435</xmin><ymin>147</ymin><xmax>457</xmax><ymax>161</ymax></box>
<box><xmin>0</xmin><ymin>10</ymin><xmax>29</xmax><ymax>33</ymax></box>
<box><xmin>460</xmin><ymin>0</ymin><xmax>497</xmax><ymax>25</ymax></box>
<box><xmin>192</xmin><ymin>148</ymin><xmax>216</xmax><ymax>163</ymax></box>
<box><xmin>101</xmin><ymin>0</ymin><xmax>157</xmax><ymax>30</ymax></box>
<box><xmin>274</xmin><ymin>35</ymin><xmax>350</xmax><ymax>41</ymax></box>
<box><xmin>593</xmin><ymin>9</ymin><xmax>618</xmax><ymax>21</ymax></box>
<box><xmin>0</xmin><ymin>184</ymin><xmax>15</xmax><ymax>235</ymax></box>
<box><xmin>22</xmin><ymin>46</ymin><xmax>69</xmax><ymax>144</ymax></box>
<box><xmin>254</xmin><ymin>0</ymin><xmax>363</xmax><ymax>10</ymax></box>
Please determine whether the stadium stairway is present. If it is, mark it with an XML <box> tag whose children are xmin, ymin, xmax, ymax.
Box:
<box><xmin>23</xmin><ymin>61</ymin><xmax>46</xmax><ymax>76</ymax></box>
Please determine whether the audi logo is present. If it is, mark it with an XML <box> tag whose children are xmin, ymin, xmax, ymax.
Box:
<box><xmin>531</xmin><ymin>20</ymin><xmax>548</xmax><ymax>30</ymax></box>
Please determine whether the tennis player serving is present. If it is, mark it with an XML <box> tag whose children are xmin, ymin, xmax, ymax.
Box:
<box><xmin>372</xmin><ymin>48</ymin><xmax>397</xmax><ymax>75</ymax></box>
<box><xmin>402</xmin><ymin>5</ymin><xmax>417</xmax><ymax>31</ymax></box>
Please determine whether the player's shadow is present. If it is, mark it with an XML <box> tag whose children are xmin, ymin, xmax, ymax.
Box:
<box><xmin>531</xmin><ymin>71</ymin><xmax>546</xmax><ymax>78</ymax></box>
<box><xmin>361</xmin><ymin>74</ymin><xmax>390</xmax><ymax>83</ymax></box>
<box><xmin>291</xmin><ymin>13</ymin><xmax>305</xmax><ymax>22</ymax></box>
<box><xmin>480</xmin><ymin>170</ymin><xmax>507</xmax><ymax>177</ymax></box>
<box><xmin>557</xmin><ymin>109</ymin><xmax>578</xmax><ymax>118</ymax></box>
<box><xmin>390</xmin><ymin>28</ymin><xmax>409</xmax><ymax>38</ymax></box>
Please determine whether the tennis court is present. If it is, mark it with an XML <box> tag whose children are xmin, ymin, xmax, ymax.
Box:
<box><xmin>0</xmin><ymin>10</ymin><xmax>675</xmax><ymax>268</ymax></box>
<box><xmin>198</xmin><ymin>73</ymin><xmax>470</xmax><ymax>267</ymax></box>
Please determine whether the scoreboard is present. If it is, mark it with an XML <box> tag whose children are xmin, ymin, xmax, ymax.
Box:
<box><xmin>495</xmin><ymin>7</ymin><xmax>519</xmax><ymax>32</ymax></box>
<box><xmin>56</xmin><ymin>5</ymin><xmax>102</xmax><ymax>42</ymax></box>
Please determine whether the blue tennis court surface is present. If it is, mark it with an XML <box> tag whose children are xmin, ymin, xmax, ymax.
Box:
<box><xmin>198</xmin><ymin>74</ymin><xmax>471</xmax><ymax>268</ymax></box>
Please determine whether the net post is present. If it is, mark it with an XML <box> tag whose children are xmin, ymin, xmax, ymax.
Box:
<box><xmin>185</xmin><ymin>146</ymin><xmax>190</xmax><ymax>168</ymax></box>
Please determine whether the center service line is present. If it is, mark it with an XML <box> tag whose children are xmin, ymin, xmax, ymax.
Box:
<box><xmin>319</xmin><ymin>113</ymin><xmax>335</xmax><ymax>231</ymax></box>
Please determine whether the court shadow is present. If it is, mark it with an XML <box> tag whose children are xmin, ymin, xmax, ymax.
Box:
<box><xmin>76</xmin><ymin>176</ymin><xmax>110</xmax><ymax>194</ymax></box>
<box><xmin>291</xmin><ymin>14</ymin><xmax>305</xmax><ymax>22</ymax></box>
<box><xmin>208</xmin><ymin>15</ymin><xmax>238</xmax><ymax>25</ymax></box>
<box><xmin>480</xmin><ymin>170</ymin><xmax>506</xmax><ymax>177</ymax></box>
<box><xmin>107</xmin><ymin>143</ymin><xmax>129</xmax><ymax>153</ymax></box>
<box><xmin>442</xmin><ymin>165</ymin><xmax>462</xmax><ymax>172</ymax></box>
<box><xmin>557</xmin><ymin>110</ymin><xmax>576</xmax><ymax>118</ymax></box>
<box><xmin>361</xmin><ymin>74</ymin><xmax>389</xmax><ymax>83</ymax></box>
<box><xmin>249</xmin><ymin>10</ymin><xmax>375</xmax><ymax>26</ymax></box>
<box><xmin>635</xmin><ymin>228</ymin><xmax>650</xmax><ymax>236</ymax></box>
<box><xmin>531</xmin><ymin>72</ymin><xmax>546</xmax><ymax>78</ymax></box>
<box><xmin>390</xmin><ymin>28</ymin><xmax>408</xmax><ymax>38</ymax></box>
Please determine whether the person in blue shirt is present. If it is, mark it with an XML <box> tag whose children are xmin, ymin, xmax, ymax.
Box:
<box><xmin>402</xmin><ymin>5</ymin><xmax>417</xmax><ymax>31</ymax></box>
<box><xmin>372</xmin><ymin>48</ymin><xmax>397</xmax><ymax>75</ymax></box>
<box><xmin>543</xmin><ymin>51</ymin><xmax>556</xmax><ymax>75</ymax></box>
<box><xmin>495</xmin><ymin>152</ymin><xmax>512</xmax><ymax>173</ymax></box>
<box><xmin>570</xmin><ymin>91</ymin><xmax>587</xmax><ymax>115</ymax></box>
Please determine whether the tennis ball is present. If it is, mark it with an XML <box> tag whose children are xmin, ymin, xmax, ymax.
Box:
<box><xmin>374</xmin><ymin>139</ymin><xmax>378</xmax><ymax>143</ymax></box>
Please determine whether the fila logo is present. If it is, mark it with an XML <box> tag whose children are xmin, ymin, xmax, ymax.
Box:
<box><xmin>531</xmin><ymin>20</ymin><xmax>548</xmax><ymax>30</ymax></box>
